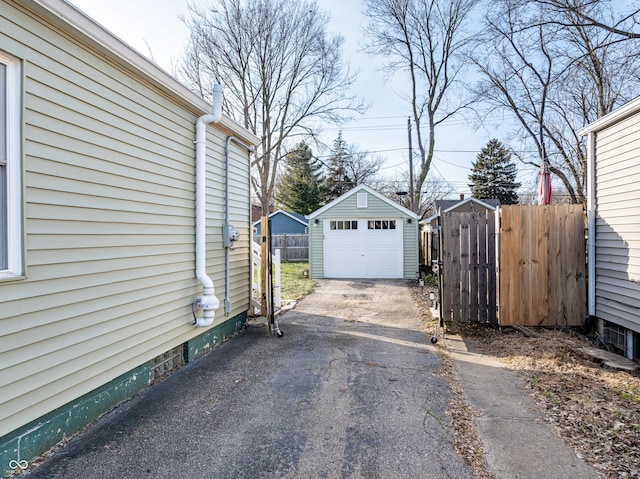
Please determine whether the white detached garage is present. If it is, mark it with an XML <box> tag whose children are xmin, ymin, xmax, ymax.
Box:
<box><xmin>308</xmin><ymin>185</ymin><xmax>419</xmax><ymax>279</ymax></box>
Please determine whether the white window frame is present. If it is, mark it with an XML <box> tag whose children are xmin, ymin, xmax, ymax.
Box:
<box><xmin>0</xmin><ymin>51</ymin><xmax>23</xmax><ymax>279</ymax></box>
<box><xmin>329</xmin><ymin>219</ymin><xmax>358</xmax><ymax>231</ymax></box>
<box><xmin>357</xmin><ymin>192</ymin><xmax>367</xmax><ymax>208</ymax></box>
<box><xmin>367</xmin><ymin>219</ymin><xmax>397</xmax><ymax>230</ymax></box>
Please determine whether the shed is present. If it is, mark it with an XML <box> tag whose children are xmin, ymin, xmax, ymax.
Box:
<box><xmin>420</xmin><ymin>197</ymin><xmax>500</xmax><ymax>271</ymax></box>
<box><xmin>308</xmin><ymin>185</ymin><xmax>419</xmax><ymax>279</ymax></box>
<box><xmin>579</xmin><ymin>96</ymin><xmax>640</xmax><ymax>360</ymax></box>
<box><xmin>0</xmin><ymin>0</ymin><xmax>258</xmax><ymax>472</ymax></box>
<box><xmin>253</xmin><ymin>210</ymin><xmax>308</xmax><ymax>235</ymax></box>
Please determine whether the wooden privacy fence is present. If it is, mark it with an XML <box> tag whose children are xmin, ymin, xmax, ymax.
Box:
<box><xmin>438</xmin><ymin>205</ymin><xmax>586</xmax><ymax>327</ymax></box>
<box><xmin>499</xmin><ymin>205</ymin><xmax>586</xmax><ymax>327</ymax></box>
<box><xmin>441</xmin><ymin>209</ymin><xmax>497</xmax><ymax>324</ymax></box>
<box><xmin>253</xmin><ymin>234</ymin><xmax>308</xmax><ymax>261</ymax></box>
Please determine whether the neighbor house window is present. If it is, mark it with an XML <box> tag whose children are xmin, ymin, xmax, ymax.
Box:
<box><xmin>0</xmin><ymin>51</ymin><xmax>22</xmax><ymax>277</ymax></box>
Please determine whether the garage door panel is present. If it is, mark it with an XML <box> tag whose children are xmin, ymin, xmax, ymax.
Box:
<box><xmin>364</xmin><ymin>255</ymin><xmax>401</xmax><ymax>278</ymax></box>
<box><xmin>324</xmin><ymin>218</ymin><xmax>403</xmax><ymax>279</ymax></box>
<box><xmin>325</xmin><ymin>246</ymin><xmax>364</xmax><ymax>277</ymax></box>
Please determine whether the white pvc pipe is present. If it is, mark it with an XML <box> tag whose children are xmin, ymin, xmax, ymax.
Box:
<box><xmin>274</xmin><ymin>249</ymin><xmax>281</xmax><ymax>309</ymax></box>
<box><xmin>193</xmin><ymin>85</ymin><xmax>223</xmax><ymax>327</ymax></box>
<box><xmin>586</xmin><ymin>131</ymin><xmax>596</xmax><ymax>317</ymax></box>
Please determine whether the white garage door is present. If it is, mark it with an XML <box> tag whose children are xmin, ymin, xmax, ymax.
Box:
<box><xmin>323</xmin><ymin>218</ymin><xmax>403</xmax><ymax>278</ymax></box>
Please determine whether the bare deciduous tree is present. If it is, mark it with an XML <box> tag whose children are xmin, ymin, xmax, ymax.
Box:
<box><xmin>530</xmin><ymin>0</ymin><xmax>640</xmax><ymax>40</ymax></box>
<box><xmin>378</xmin><ymin>175</ymin><xmax>454</xmax><ymax>219</ymax></box>
<box><xmin>178</xmin><ymin>0</ymin><xmax>364</xmax><ymax>212</ymax></box>
<box><xmin>471</xmin><ymin>0</ymin><xmax>640</xmax><ymax>205</ymax></box>
<box><xmin>363</xmin><ymin>0</ymin><xmax>480</xmax><ymax>215</ymax></box>
<box><xmin>320</xmin><ymin>132</ymin><xmax>383</xmax><ymax>202</ymax></box>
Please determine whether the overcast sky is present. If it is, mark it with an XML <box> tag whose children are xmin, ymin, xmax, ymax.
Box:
<box><xmin>68</xmin><ymin>0</ymin><xmax>540</xmax><ymax>197</ymax></box>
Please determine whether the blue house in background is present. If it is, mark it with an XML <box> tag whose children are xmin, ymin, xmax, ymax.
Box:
<box><xmin>253</xmin><ymin>210</ymin><xmax>308</xmax><ymax>235</ymax></box>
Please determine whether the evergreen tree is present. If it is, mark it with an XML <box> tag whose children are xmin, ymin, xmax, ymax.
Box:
<box><xmin>469</xmin><ymin>139</ymin><xmax>520</xmax><ymax>204</ymax></box>
<box><xmin>323</xmin><ymin>132</ymin><xmax>381</xmax><ymax>202</ymax></box>
<box><xmin>275</xmin><ymin>142</ymin><xmax>324</xmax><ymax>215</ymax></box>
<box><xmin>324</xmin><ymin>132</ymin><xmax>356</xmax><ymax>201</ymax></box>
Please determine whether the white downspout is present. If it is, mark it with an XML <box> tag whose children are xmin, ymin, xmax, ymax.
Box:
<box><xmin>223</xmin><ymin>135</ymin><xmax>254</xmax><ymax>314</ymax></box>
<box><xmin>586</xmin><ymin>131</ymin><xmax>596</xmax><ymax>318</ymax></box>
<box><xmin>193</xmin><ymin>85</ymin><xmax>223</xmax><ymax>327</ymax></box>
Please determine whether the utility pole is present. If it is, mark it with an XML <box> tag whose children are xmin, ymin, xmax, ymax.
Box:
<box><xmin>408</xmin><ymin>117</ymin><xmax>415</xmax><ymax>212</ymax></box>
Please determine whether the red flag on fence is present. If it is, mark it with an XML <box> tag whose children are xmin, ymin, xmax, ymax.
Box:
<box><xmin>538</xmin><ymin>161</ymin><xmax>552</xmax><ymax>205</ymax></box>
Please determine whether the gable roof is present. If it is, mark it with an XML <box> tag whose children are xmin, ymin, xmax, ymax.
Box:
<box><xmin>437</xmin><ymin>197</ymin><xmax>500</xmax><ymax>213</ymax></box>
<box><xmin>252</xmin><ymin>209</ymin><xmax>308</xmax><ymax>227</ymax></box>
<box><xmin>308</xmin><ymin>184</ymin><xmax>418</xmax><ymax>219</ymax></box>
<box><xmin>421</xmin><ymin>198</ymin><xmax>500</xmax><ymax>225</ymax></box>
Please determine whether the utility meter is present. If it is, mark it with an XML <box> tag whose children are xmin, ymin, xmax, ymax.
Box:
<box><xmin>224</xmin><ymin>224</ymin><xmax>240</xmax><ymax>247</ymax></box>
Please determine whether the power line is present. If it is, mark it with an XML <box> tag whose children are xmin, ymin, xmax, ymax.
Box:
<box><xmin>321</xmin><ymin>113</ymin><xmax>510</xmax><ymax>134</ymax></box>
<box><xmin>323</xmin><ymin>125</ymin><xmax>406</xmax><ymax>132</ymax></box>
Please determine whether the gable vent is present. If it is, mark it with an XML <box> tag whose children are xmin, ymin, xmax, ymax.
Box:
<box><xmin>357</xmin><ymin>192</ymin><xmax>368</xmax><ymax>208</ymax></box>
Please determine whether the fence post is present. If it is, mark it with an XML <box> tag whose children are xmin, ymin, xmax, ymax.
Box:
<box><xmin>261</xmin><ymin>216</ymin><xmax>269</xmax><ymax>317</ymax></box>
<box><xmin>274</xmin><ymin>249</ymin><xmax>281</xmax><ymax>309</ymax></box>
<box><xmin>252</xmin><ymin>240</ymin><xmax>261</xmax><ymax>308</ymax></box>
<box><xmin>283</xmin><ymin>235</ymin><xmax>288</xmax><ymax>262</ymax></box>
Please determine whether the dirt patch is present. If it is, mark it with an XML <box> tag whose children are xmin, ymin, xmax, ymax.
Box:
<box><xmin>411</xmin><ymin>284</ymin><xmax>640</xmax><ymax>479</ymax></box>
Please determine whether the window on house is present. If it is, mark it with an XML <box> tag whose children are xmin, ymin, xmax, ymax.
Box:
<box><xmin>367</xmin><ymin>219</ymin><xmax>396</xmax><ymax>230</ymax></box>
<box><xmin>329</xmin><ymin>220</ymin><xmax>358</xmax><ymax>231</ymax></box>
<box><xmin>0</xmin><ymin>52</ymin><xmax>22</xmax><ymax>277</ymax></box>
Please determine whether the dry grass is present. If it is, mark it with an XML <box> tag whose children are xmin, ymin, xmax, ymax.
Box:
<box><xmin>411</xmin><ymin>283</ymin><xmax>640</xmax><ymax>479</ymax></box>
<box><xmin>472</xmin><ymin>325</ymin><xmax>640</xmax><ymax>479</ymax></box>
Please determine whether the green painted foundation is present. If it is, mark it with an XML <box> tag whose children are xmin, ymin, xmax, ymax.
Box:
<box><xmin>1</xmin><ymin>313</ymin><xmax>247</xmax><ymax>478</ymax></box>
<box><xmin>184</xmin><ymin>312</ymin><xmax>247</xmax><ymax>362</ymax></box>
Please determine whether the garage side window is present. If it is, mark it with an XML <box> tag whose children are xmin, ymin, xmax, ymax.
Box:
<box><xmin>367</xmin><ymin>220</ymin><xmax>396</xmax><ymax>230</ymax></box>
<box><xmin>330</xmin><ymin>220</ymin><xmax>358</xmax><ymax>230</ymax></box>
<box><xmin>0</xmin><ymin>52</ymin><xmax>22</xmax><ymax>277</ymax></box>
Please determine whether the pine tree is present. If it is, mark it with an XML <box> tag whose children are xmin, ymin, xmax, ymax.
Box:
<box><xmin>469</xmin><ymin>139</ymin><xmax>520</xmax><ymax>204</ymax></box>
<box><xmin>275</xmin><ymin>142</ymin><xmax>324</xmax><ymax>215</ymax></box>
<box><xmin>324</xmin><ymin>132</ymin><xmax>356</xmax><ymax>201</ymax></box>
<box><xmin>323</xmin><ymin>132</ymin><xmax>381</xmax><ymax>202</ymax></box>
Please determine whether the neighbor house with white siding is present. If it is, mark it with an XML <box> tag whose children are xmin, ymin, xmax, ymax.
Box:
<box><xmin>308</xmin><ymin>185</ymin><xmax>419</xmax><ymax>279</ymax></box>
<box><xmin>0</xmin><ymin>0</ymin><xmax>259</xmax><ymax>472</ymax></box>
<box><xmin>580</xmin><ymin>96</ymin><xmax>640</xmax><ymax>360</ymax></box>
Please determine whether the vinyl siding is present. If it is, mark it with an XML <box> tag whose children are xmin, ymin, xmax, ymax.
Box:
<box><xmin>594</xmin><ymin>108</ymin><xmax>640</xmax><ymax>333</ymax></box>
<box><xmin>403</xmin><ymin>219</ymin><xmax>419</xmax><ymax>279</ymax></box>
<box><xmin>255</xmin><ymin>212</ymin><xmax>307</xmax><ymax>235</ymax></box>
<box><xmin>309</xmin><ymin>189</ymin><xmax>418</xmax><ymax>279</ymax></box>
<box><xmin>309</xmin><ymin>219</ymin><xmax>325</xmax><ymax>278</ymax></box>
<box><xmin>0</xmin><ymin>1</ymin><xmax>252</xmax><ymax>437</ymax></box>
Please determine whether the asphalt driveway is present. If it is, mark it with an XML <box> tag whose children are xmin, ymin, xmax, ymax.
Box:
<box><xmin>24</xmin><ymin>279</ymin><xmax>472</xmax><ymax>479</ymax></box>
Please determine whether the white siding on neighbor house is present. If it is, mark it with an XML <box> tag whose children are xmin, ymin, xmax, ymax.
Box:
<box><xmin>309</xmin><ymin>189</ymin><xmax>418</xmax><ymax>280</ymax></box>
<box><xmin>594</xmin><ymin>109</ymin><xmax>640</xmax><ymax>333</ymax></box>
<box><xmin>0</xmin><ymin>2</ymin><xmax>252</xmax><ymax>437</ymax></box>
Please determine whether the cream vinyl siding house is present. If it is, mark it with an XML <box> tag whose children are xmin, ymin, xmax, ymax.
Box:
<box><xmin>0</xmin><ymin>0</ymin><xmax>258</xmax><ymax>471</ymax></box>
<box><xmin>308</xmin><ymin>185</ymin><xmax>419</xmax><ymax>280</ymax></box>
<box><xmin>580</xmin><ymin>96</ymin><xmax>640</xmax><ymax>360</ymax></box>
